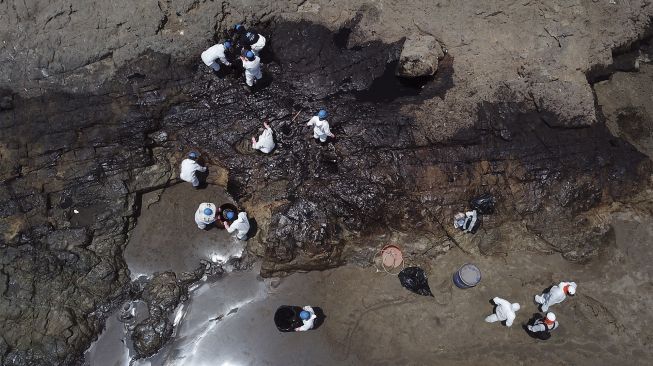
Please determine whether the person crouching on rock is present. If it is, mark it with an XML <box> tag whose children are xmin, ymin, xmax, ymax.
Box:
<box><xmin>224</xmin><ymin>211</ymin><xmax>250</xmax><ymax>240</ymax></box>
<box><xmin>526</xmin><ymin>312</ymin><xmax>559</xmax><ymax>340</ymax></box>
<box><xmin>453</xmin><ymin>210</ymin><xmax>478</xmax><ymax>233</ymax></box>
<box><xmin>234</xmin><ymin>24</ymin><xmax>267</xmax><ymax>56</ymax></box>
<box><xmin>252</xmin><ymin>122</ymin><xmax>275</xmax><ymax>154</ymax></box>
<box><xmin>180</xmin><ymin>151</ymin><xmax>207</xmax><ymax>189</ymax></box>
<box><xmin>195</xmin><ymin>203</ymin><xmax>217</xmax><ymax>230</ymax></box>
<box><xmin>201</xmin><ymin>41</ymin><xmax>233</xmax><ymax>74</ymax></box>
<box><xmin>306</xmin><ymin>109</ymin><xmax>335</xmax><ymax>143</ymax></box>
<box><xmin>295</xmin><ymin>306</ymin><xmax>317</xmax><ymax>332</ymax></box>
<box><xmin>240</xmin><ymin>51</ymin><xmax>262</xmax><ymax>91</ymax></box>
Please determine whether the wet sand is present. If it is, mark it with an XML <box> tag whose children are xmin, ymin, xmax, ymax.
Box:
<box><xmin>124</xmin><ymin>183</ymin><xmax>244</xmax><ymax>278</ymax></box>
<box><xmin>88</xmin><ymin>185</ymin><xmax>653</xmax><ymax>366</ymax></box>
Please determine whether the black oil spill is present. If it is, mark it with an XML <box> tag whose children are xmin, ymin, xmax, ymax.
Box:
<box><xmin>354</xmin><ymin>61</ymin><xmax>426</xmax><ymax>102</ymax></box>
<box><xmin>333</xmin><ymin>27</ymin><xmax>352</xmax><ymax>49</ymax></box>
<box><xmin>354</xmin><ymin>55</ymin><xmax>455</xmax><ymax>103</ymax></box>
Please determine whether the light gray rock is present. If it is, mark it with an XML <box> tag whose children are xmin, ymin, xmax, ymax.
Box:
<box><xmin>396</xmin><ymin>33</ymin><xmax>444</xmax><ymax>78</ymax></box>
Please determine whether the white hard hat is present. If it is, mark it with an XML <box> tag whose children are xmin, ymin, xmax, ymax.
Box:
<box><xmin>546</xmin><ymin>312</ymin><xmax>556</xmax><ymax>321</ymax></box>
<box><xmin>568</xmin><ymin>285</ymin><xmax>576</xmax><ymax>295</ymax></box>
<box><xmin>511</xmin><ymin>303</ymin><xmax>521</xmax><ymax>312</ymax></box>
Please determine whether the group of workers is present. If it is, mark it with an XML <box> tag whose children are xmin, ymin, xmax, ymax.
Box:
<box><xmin>485</xmin><ymin>281</ymin><xmax>578</xmax><ymax>339</ymax></box>
<box><xmin>202</xmin><ymin>23</ymin><xmax>335</xmax><ymax>151</ymax></box>
<box><xmin>201</xmin><ymin>24</ymin><xmax>266</xmax><ymax>91</ymax></box>
<box><xmin>249</xmin><ymin>108</ymin><xmax>334</xmax><ymax>155</ymax></box>
<box><xmin>197</xmin><ymin>21</ymin><xmax>576</xmax><ymax>337</ymax></box>
<box><xmin>179</xmin><ymin>152</ymin><xmax>251</xmax><ymax>240</ymax></box>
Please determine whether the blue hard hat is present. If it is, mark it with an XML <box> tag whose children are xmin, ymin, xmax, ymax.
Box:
<box><xmin>234</xmin><ymin>24</ymin><xmax>244</xmax><ymax>31</ymax></box>
<box><xmin>245</xmin><ymin>51</ymin><xmax>256</xmax><ymax>61</ymax></box>
<box><xmin>299</xmin><ymin>310</ymin><xmax>311</xmax><ymax>320</ymax></box>
<box><xmin>204</xmin><ymin>208</ymin><xmax>213</xmax><ymax>216</ymax></box>
<box><xmin>224</xmin><ymin>41</ymin><xmax>232</xmax><ymax>49</ymax></box>
<box><xmin>226</xmin><ymin>211</ymin><xmax>235</xmax><ymax>220</ymax></box>
<box><xmin>189</xmin><ymin>151</ymin><xmax>198</xmax><ymax>159</ymax></box>
<box><xmin>318</xmin><ymin>110</ymin><xmax>327</xmax><ymax>119</ymax></box>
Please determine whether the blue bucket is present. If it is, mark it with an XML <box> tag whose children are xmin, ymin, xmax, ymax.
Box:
<box><xmin>453</xmin><ymin>263</ymin><xmax>481</xmax><ymax>289</ymax></box>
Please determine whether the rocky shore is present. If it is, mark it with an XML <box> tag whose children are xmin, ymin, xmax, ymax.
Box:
<box><xmin>1</xmin><ymin>1</ymin><xmax>652</xmax><ymax>364</ymax></box>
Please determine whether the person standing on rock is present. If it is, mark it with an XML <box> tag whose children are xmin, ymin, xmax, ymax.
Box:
<box><xmin>295</xmin><ymin>306</ymin><xmax>317</xmax><ymax>332</ymax></box>
<box><xmin>195</xmin><ymin>203</ymin><xmax>217</xmax><ymax>230</ymax></box>
<box><xmin>201</xmin><ymin>41</ymin><xmax>233</xmax><ymax>73</ymax></box>
<box><xmin>252</xmin><ymin>122</ymin><xmax>275</xmax><ymax>154</ymax></box>
<box><xmin>240</xmin><ymin>51</ymin><xmax>262</xmax><ymax>91</ymax></box>
<box><xmin>534</xmin><ymin>281</ymin><xmax>577</xmax><ymax>312</ymax></box>
<box><xmin>485</xmin><ymin>297</ymin><xmax>520</xmax><ymax>327</ymax></box>
<box><xmin>234</xmin><ymin>24</ymin><xmax>266</xmax><ymax>56</ymax></box>
<box><xmin>224</xmin><ymin>211</ymin><xmax>250</xmax><ymax>240</ymax></box>
<box><xmin>526</xmin><ymin>312</ymin><xmax>559</xmax><ymax>339</ymax></box>
<box><xmin>180</xmin><ymin>152</ymin><xmax>207</xmax><ymax>188</ymax></box>
<box><xmin>306</xmin><ymin>110</ymin><xmax>335</xmax><ymax>143</ymax></box>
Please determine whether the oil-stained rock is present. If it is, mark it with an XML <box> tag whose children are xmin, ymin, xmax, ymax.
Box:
<box><xmin>396</xmin><ymin>33</ymin><xmax>444</xmax><ymax>78</ymax></box>
<box><xmin>131</xmin><ymin>266</ymin><xmax>204</xmax><ymax>358</ymax></box>
<box><xmin>1</xmin><ymin>6</ymin><xmax>653</xmax><ymax>365</ymax></box>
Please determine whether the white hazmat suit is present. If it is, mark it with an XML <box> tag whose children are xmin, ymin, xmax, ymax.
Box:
<box><xmin>226</xmin><ymin>212</ymin><xmax>250</xmax><ymax>240</ymax></box>
<box><xmin>528</xmin><ymin>318</ymin><xmax>559</xmax><ymax>333</ymax></box>
<box><xmin>253</xmin><ymin>126</ymin><xmax>275</xmax><ymax>154</ymax></box>
<box><xmin>180</xmin><ymin>158</ymin><xmax>207</xmax><ymax>187</ymax></box>
<box><xmin>535</xmin><ymin>281</ymin><xmax>577</xmax><ymax>312</ymax></box>
<box><xmin>201</xmin><ymin>44</ymin><xmax>231</xmax><ymax>71</ymax></box>
<box><xmin>250</xmin><ymin>34</ymin><xmax>266</xmax><ymax>55</ymax></box>
<box><xmin>295</xmin><ymin>306</ymin><xmax>317</xmax><ymax>332</ymax></box>
<box><xmin>242</xmin><ymin>56</ymin><xmax>262</xmax><ymax>86</ymax></box>
<box><xmin>195</xmin><ymin>203</ymin><xmax>217</xmax><ymax>229</ymax></box>
<box><xmin>485</xmin><ymin>297</ymin><xmax>520</xmax><ymax>327</ymax></box>
<box><xmin>306</xmin><ymin>116</ymin><xmax>333</xmax><ymax>142</ymax></box>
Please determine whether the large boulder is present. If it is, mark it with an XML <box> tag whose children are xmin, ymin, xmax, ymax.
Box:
<box><xmin>396</xmin><ymin>33</ymin><xmax>444</xmax><ymax>78</ymax></box>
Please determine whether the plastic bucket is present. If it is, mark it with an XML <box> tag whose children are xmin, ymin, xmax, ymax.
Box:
<box><xmin>453</xmin><ymin>263</ymin><xmax>481</xmax><ymax>289</ymax></box>
<box><xmin>274</xmin><ymin>306</ymin><xmax>302</xmax><ymax>332</ymax></box>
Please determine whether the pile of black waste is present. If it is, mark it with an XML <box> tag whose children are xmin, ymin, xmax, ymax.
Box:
<box><xmin>398</xmin><ymin>267</ymin><xmax>433</xmax><ymax>297</ymax></box>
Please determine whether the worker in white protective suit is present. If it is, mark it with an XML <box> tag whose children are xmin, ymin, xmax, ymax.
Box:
<box><xmin>454</xmin><ymin>210</ymin><xmax>478</xmax><ymax>233</ymax></box>
<box><xmin>527</xmin><ymin>312</ymin><xmax>559</xmax><ymax>335</ymax></box>
<box><xmin>201</xmin><ymin>41</ymin><xmax>233</xmax><ymax>72</ymax></box>
<box><xmin>251</xmin><ymin>122</ymin><xmax>275</xmax><ymax>154</ymax></box>
<box><xmin>295</xmin><ymin>306</ymin><xmax>317</xmax><ymax>332</ymax></box>
<box><xmin>484</xmin><ymin>297</ymin><xmax>520</xmax><ymax>327</ymax></box>
<box><xmin>195</xmin><ymin>203</ymin><xmax>217</xmax><ymax>230</ymax></box>
<box><xmin>234</xmin><ymin>24</ymin><xmax>267</xmax><ymax>56</ymax></box>
<box><xmin>306</xmin><ymin>109</ymin><xmax>334</xmax><ymax>143</ymax></box>
<box><xmin>224</xmin><ymin>211</ymin><xmax>250</xmax><ymax>240</ymax></box>
<box><xmin>179</xmin><ymin>152</ymin><xmax>207</xmax><ymax>188</ymax></box>
<box><xmin>240</xmin><ymin>51</ymin><xmax>262</xmax><ymax>90</ymax></box>
<box><xmin>534</xmin><ymin>281</ymin><xmax>577</xmax><ymax>312</ymax></box>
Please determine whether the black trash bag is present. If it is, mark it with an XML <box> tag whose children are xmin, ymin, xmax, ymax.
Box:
<box><xmin>523</xmin><ymin>313</ymin><xmax>552</xmax><ymax>340</ymax></box>
<box><xmin>470</xmin><ymin>194</ymin><xmax>496</xmax><ymax>215</ymax></box>
<box><xmin>274</xmin><ymin>305</ymin><xmax>303</xmax><ymax>332</ymax></box>
<box><xmin>398</xmin><ymin>267</ymin><xmax>434</xmax><ymax>297</ymax></box>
